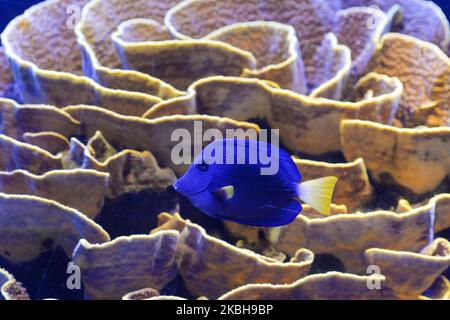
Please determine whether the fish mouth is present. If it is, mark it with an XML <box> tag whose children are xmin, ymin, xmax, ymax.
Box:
<box><xmin>172</xmin><ymin>182</ymin><xmax>184</xmax><ymax>195</ymax></box>
<box><xmin>172</xmin><ymin>181</ymin><xmax>208</xmax><ymax>198</ymax></box>
<box><xmin>172</xmin><ymin>181</ymin><xmax>206</xmax><ymax>198</ymax></box>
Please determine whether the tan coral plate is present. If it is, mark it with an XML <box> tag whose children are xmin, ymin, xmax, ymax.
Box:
<box><xmin>0</xmin><ymin>0</ymin><xmax>449</xmax><ymax>302</ymax></box>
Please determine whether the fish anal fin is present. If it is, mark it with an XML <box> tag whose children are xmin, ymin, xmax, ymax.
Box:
<box><xmin>298</xmin><ymin>176</ymin><xmax>338</xmax><ymax>216</ymax></box>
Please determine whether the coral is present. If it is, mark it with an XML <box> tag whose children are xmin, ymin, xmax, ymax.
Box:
<box><xmin>0</xmin><ymin>0</ymin><xmax>449</xmax><ymax>300</ymax></box>
<box><xmin>62</xmin><ymin>132</ymin><xmax>177</xmax><ymax>198</ymax></box>
<box><xmin>0</xmin><ymin>170</ymin><xmax>109</xmax><ymax>218</ymax></box>
<box><xmin>368</xmin><ymin>33</ymin><xmax>450</xmax><ymax>127</ymax></box>
<box><xmin>122</xmin><ymin>288</ymin><xmax>160</xmax><ymax>300</ymax></box>
<box><xmin>267</xmin><ymin>202</ymin><xmax>435</xmax><ymax>273</ymax></box>
<box><xmin>340</xmin><ymin>0</ymin><xmax>450</xmax><ymax>50</ymax></box>
<box><xmin>143</xmin><ymin>75</ymin><xmax>402</xmax><ymax>155</ymax></box>
<box><xmin>0</xmin><ymin>268</ymin><xmax>30</xmax><ymax>300</ymax></box>
<box><xmin>218</xmin><ymin>272</ymin><xmax>395</xmax><ymax>300</ymax></box>
<box><xmin>364</xmin><ymin>238</ymin><xmax>450</xmax><ymax>299</ymax></box>
<box><xmin>72</xmin><ymin>232</ymin><xmax>179</xmax><ymax>299</ymax></box>
<box><xmin>295</xmin><ymin>158</ymin><xmax>374</xmax><ymax>210</ymax></box>
<box><xmin>0</xmin><ymin>193</ymin><xmax>109</xmax><ymax>264</ymax></box>
<box><xmin>174</xmin><ymin>220</ymin><xmax>314</xmax><ymax>299</ymax></box>
<box><xmin>341</xmin><ymin>120</ymin><xmax>450</xmax><ymax>194</ymax></box>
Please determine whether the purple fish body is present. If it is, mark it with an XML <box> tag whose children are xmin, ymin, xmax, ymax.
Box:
<box><xmin>174</xmin><ymin>139</ymin><xmax>303</xmax><ymax>227</ymax></box>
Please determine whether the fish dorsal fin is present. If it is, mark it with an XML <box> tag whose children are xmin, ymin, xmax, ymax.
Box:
<box><xmin>212</xmin><ymin>186</ymin><xmax>235</xmax><ymax>201</ymax></box>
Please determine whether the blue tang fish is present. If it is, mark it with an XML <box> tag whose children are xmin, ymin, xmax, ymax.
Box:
<box><xmin>174</xmin><ymin>139</ymin><xmax>337</xmax><ymax>227</ymax></box>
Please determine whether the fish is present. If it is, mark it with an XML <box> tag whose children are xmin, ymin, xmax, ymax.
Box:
<box><xmin>173</xmin><ymin>138</ymin><xmax>337</xmax><ymax>227</ymax></box>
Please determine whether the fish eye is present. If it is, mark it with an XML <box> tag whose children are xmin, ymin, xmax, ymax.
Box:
<box><xmin>198</xmin><ymin>162</ymin><xmax>209</xmax><ymax>172</ymax></box>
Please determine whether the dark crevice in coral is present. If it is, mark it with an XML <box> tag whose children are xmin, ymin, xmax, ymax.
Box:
<box><xmin>293</xmin><ymin>150</ymin><xmax>347</xmax><ymax>164</ymax></box>
<box><xmin>69</xmin><ymin>134</ymin><xmax>89</xmax><ymax>146</ymax></box>
<box><xmin>443</xmin><ymin>268</ymin><xmax>450</xmax><ymax>283</ymax></box>
<box><xmin>177</xmin><ymin>194</ymin><xmax>233</xmax><ymax>243</ymax></box>
<box><xmin>435</xmin><ymin>227</ymin><xmax>450</xmax><ymax>242</ymax></box>
<box><xmin>421</xmin><ymin>276</ymin><xmax>449</xmax><ymax>300</ymax></box>
<box><xmin>256</xmin><ymin>229</ymin><xmax>268</xmax><ymax>251</ymax></box>
<box><xmin>96</xmin><ymin>188</ymin><xmax>178</xmax><ymax>239</ymax></box>
<box><xmin>178</xmin><ymin>191</ymin><xmax>276</xmax><ymax>254</ymax></box>
<box><xmin>368</xmin><ymin>173</ymin><xmax>450</xmax><ymax>211</ymax></box>
<box><xmin>160</xmin><ymin>274</ymin><xmax>196</xmax><ymax>299</ymax></box>
<box><xmin>1</xmin><ymin>85</ymin><xmax>21</xmax><ymax>104</ymax></box>
<box><xmin>0</xmin><ymin>246</ymin><xmax>84</xmax><ymax>300</ymax></box>
<box><xmin>309</xmin><ymin>254</ymin><xmax>346</xmax><ymax>274</ymax></box>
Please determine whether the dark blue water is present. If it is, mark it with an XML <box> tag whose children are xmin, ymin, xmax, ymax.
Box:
<box><xmin>0</xmin><ymin>0</ymin><xmax>42</xmax><ymax>33</ymax></box>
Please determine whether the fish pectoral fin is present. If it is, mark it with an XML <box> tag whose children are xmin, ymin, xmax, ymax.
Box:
<box><xmin>212</xmin><ymin>186</ymin><xmax>235</xmax><ymax>201</ymax></box>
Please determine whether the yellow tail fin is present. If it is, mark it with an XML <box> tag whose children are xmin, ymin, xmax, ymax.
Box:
<box><xmin>298</xmin><ymin>176</ymin><xmax>338</xmax><ymax>216</ymax></box>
